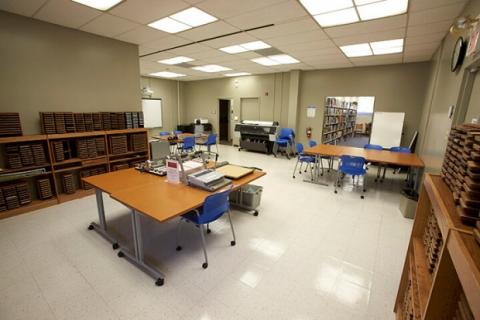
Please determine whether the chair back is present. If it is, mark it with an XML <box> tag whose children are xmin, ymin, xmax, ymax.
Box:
<box><xmin>207</xmin><ymin>133</ymin><xmax>217</xmax><ymax>145</ymax></box>
<box><xmin>278</xmin><ymin>128</ymin><xmax>294</xmax><ymax>140</ymax></box>
<box><xmin>183</xmin><ymin>136</ymin><xmax>195</xmax><ymax>149</ymax></box>
<box><xmin>308</xmin><ymin>140</ymin><xmax>317</xmax><ymax>147</ymax></box>
<box><xmin>364</xmin><ymin>144</ymin><xmax>383</xmax><ymax>150</ymax></box>
<box><xmin>198</xmin><ymin>186</ymin><xmax>232</xmax><ymax>224</ymax></box>
<box><xmin>296</xmin><ymin>142</ymin><xmax>304</xmax><ymax>154</ymax></box>
<box><xmin>159</xmin><ymin>131</ymin><xmax>170</xmax><ymax>136</ymax></box>
<box><xmin>339</xmin><ymin>155</ymin><xmax>366</xmax><ymax>176</ymax></box>
<box><xmin>390</xmin><ymin>146</ymin><xmax>410</xmax><ymax>153</ymax></box>
<box><xmin>175</xmin><ymin>130</ymin><xmax>183</xmax><ymax>135</ymax></box>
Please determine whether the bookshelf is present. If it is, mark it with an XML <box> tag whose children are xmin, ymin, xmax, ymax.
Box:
<box><xmin>0</xmin><ymin>128</ymin><xmax>149</xmax><ymax>218</ymax></box>
<box><xmin>322</xmin><ymin>97</ymin><xmax>357</xmax><ymax>144</ymax></box>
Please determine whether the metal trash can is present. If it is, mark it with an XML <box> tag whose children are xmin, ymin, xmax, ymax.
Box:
<box><xmin>230</xmin><ymin>184</ymin><xmax>263</xmax><ymax>211</ymax></box>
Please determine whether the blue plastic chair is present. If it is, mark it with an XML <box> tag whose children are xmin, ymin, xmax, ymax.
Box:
<box><xmin>364</xmin><ymin>144</ymin><xmax>384</xmax><ymax>182</ymax></box>
<box><xmin>308</xmin><ymin>140</ymin><xmax>317</xmax><ymax>147</ymax></box>
<box><xmin>381</xmin><ymin>146</ymin><xmax>411</xmax><ymax>180</ymax></box>
<box><xmin>159</xmin><ymin>131</ymin><xmax>170</xmax><ymax>136</ymax></box>
<box><xmin>198</xmin><ymin>133</ymin><xmax>218</xmax><ymax>154</ymax></box>
<box><xmin>292</xmin><ymin>143</ymin><xmax>318</xmax><ymax>179</ymax></box>
<box><xmin>274</xmin><ymin>128</ymin><xmax>295</xmax><ymax>159</ymax></box>
<box><xmin>174</xmin><ymin>130</ymin><xmax>183</xmax><ymax>135</ymax></box>
<box><xmin>178</xmin><ymin>136</ymin><xmax>195</xmax><ymax>153</ymax></box>
<box><xmin>175</xmin><ymin>186</ymin><xmax>235</xmax><ymax>269</ymax></box>
<box><xmin>335</xmin><ymin>155</ymin><xmax>367</xmax><ymax>198</ymax></box>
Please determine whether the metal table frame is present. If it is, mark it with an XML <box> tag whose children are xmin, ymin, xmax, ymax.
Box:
<box><xmin>88</xmin><ymin>189</ymin><xmax>119</xmax><ymax>250</ymax></box>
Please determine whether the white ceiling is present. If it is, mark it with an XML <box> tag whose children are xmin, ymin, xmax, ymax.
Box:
<box><xmin>0</xmin><ymin>0</ymin><xmax>469</xmax><ymax>81</ymax></box>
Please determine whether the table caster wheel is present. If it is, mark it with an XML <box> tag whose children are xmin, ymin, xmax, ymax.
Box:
<box><xmin>202</xmin><ymin>262</ymin><xmax>208</xmax><ymax>269</ymax></box>
<box><xmin>87</xmin><ymin>224</ymin><xmax>94</xmax><ymax>231</ymax></box>
<box><xmin>155</xmin><ymin>278</ymin><xmax>164</xmax><ymax>286</ymax></box>
<box><xmin>112</xmin><ymin>243</ymin><xmax>119</xmax><ymax>250</ymax></box>
<box><xmin>292</xmin><ymin>176</ymin><xmax>295</xmax><ymax>179</ymax></box>
<box><xmin>231</xmin><ymin>241</ymin><xmax>236</xmax><ymax>246</ymax></box>
<box><xmin>253</xmin><ymin>210</ymin><xmax>259</xmax><ymax>216</ymax></box>
<box><xmin>207</xmin><ymin>229</ymin><xmax>211</xmax><ymax>234</ymax></box>
<box><xmin>117</xmin><ymin>251</ymin><xmax>124</xmax><ymax>258</ymax></box>
<box><xmin>361</xmin><ymin>195</ymin><xmax>365</xmax><ymax>199</ymax></box>
<box><xmin>334</xmin><ymin>190</ymin><xmax>338</xmax><ymax>194</ymax></box>
<box><xmin>363</xmin><ymin>189</ymin><xmax>367</xmax><ymax>192</ymax></box>
<box><xmin>176</xmin><ymin>246</ymin><xmax>182</xmax><ymax>251</ymax></box>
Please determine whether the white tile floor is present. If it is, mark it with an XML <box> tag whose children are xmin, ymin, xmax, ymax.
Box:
<box><xmin>0</xmin><ymin>145</ymin><xmax>413</xmax><ymax>320</ymax></box>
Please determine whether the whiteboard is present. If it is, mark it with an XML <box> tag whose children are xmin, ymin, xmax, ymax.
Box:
<box><xmin>370</xmin><ymin>112</ymin><xmax>405</xmax><ymax>148</ymax></box>
<box><xmin>142</xmin><ymin>98</ymin><xmax>162</xmax><ymax>128</ymax></box>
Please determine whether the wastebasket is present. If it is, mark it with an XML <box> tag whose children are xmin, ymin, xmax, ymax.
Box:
<box><xmin>229</xmin><ymin>184</ymin><xmax>263</xmax><ymax>212</ymax></box>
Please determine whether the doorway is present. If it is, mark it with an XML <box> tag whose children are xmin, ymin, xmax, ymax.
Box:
<box><xmin>218</xmin><ymin>99</ymin><xmax>231</xmax><ymax>144</ymax></box>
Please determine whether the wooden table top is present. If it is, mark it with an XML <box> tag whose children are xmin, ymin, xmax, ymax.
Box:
<box><xmin>152</xmin><ymin>133</ymin><xmax>197</xmax><ymax>143</ymax></box>
<box><xmin>304</xmin><ymin>144</ymin><xmax>425</xmax><ymax>168</ymax></box>
<box><xmin>83</xmin><ymin>167</ymin><xmax>266</xmax><ymax>222</ymax></box>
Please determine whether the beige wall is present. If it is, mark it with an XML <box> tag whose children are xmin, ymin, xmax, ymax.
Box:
<box><xmin>418</xmin><ymin>0</ymin><xmax>480</xmax><ymax>172</ymax></box>
<box><xmin>140</xmin><ymin>76</ymin><xmax>180</xmax><ymax>136</ymax></box>
<box><xmin>181</xmin><ymin>73</ymin><xmax>290</xmax><ymax>140</ymax></box>
<box><xmin>0</xmin><ymin>11</ymin><xmax>140</xmax><ymax>135</ymax></box>
<box><xmin>297</xmin><ymin>63</ymin><xmax>431</xmax><ymax>145</ymax></box>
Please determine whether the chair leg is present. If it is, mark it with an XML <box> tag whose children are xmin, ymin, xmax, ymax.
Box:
<box><xmin>320</xmin><ymin>157</ymin><xmax>324</xmax><ymax>176</ymax></box>
<box><xmin>206</xmin><ymin>223</ymin><xmax>211</xmax><ymax>234</ymax></box>
<box><xmin>309</xmin><ymin>162</ymin><xmax>314</xmax><ymax>181</ymax></box>
<box><xmin>198</xmin><ymin>224</ymin><xmax>209</xmax><ymax>269</ymax></box>
<box><xmin>299</xmin><ymin>161</ymin><xmax>303</xmax><ymax>174</ymax></box>
<box><xmin>361</xmin><ymin>174</ymin><xmax>367</xmax><ymax>199</ymax></box>
<box><xmin>292</xmin><ymin>159</ymin><xmax>300</xmax><ymax>178</ymax></box>
<box><xmin>227</xmin><ymin>210</ymin><xmax>236</xmax><ymax>246</ymax></box>
<box><xmin>381</xmin><ymin>166</ymin><xmax>387</xmax><ymax>182</ymax></box>
<box><xmin>334</xmin><ymin>170</ymin><xmax>339</xmax><ymax>194</ymax></box>
<box><xmin>175</xmin><ymin>219</ymin><xmax>183</xmax><ymax>251</ymax></box>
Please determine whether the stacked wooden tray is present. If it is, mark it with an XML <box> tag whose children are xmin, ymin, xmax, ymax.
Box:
<box><xmin>84</xmin><ymin>113</ymin><xmax>94</xmax><ymax>131</ymax></box>
<box><xmin>76</xmin><ymin>139</ymin><xmax>89</xmax><ymax>159</ymax></box>
<box><xmin>112</xmin><ymin>163</ymin><xmax>130</xmax><ymax>171</ymax></box>
<box><xmin>131</xmin><ymin>133</ymin><xmax>147</xmax><ymax>151</ymax></box>
<box><xmin>6</xmin><ymin>152</ymin><xmax>22</xmax><ymax>169</ymax></box>
<box><xmin>474</xmin><ymin>222</ymin><xmax>480</xmax><ymax>246</ymax></box>
<box><xmin>442</xmin><ymin>124</ymin><xmax>480</xmax><ymax>226</ymax></box>
<box><xmin>95</xmin><ymin>137</ymin><xmax>106</xmax><ymax>155</ymax></box>
<box><xmin>401</xmin><ymin>278</ymin><xmax>414</xmax><ymax>320</ymax></box>
<box><xmin>19</xmin><ymin>145</ymin><xmax>34</xmax><ymax>166</ymax></box>
<box><xmin>74</xmin><ymin>113</ymin><xmax>86</xmax><ymax>132</ymax></box>
<box><xmin>93</xmin><ymin>113</ymin><xmax>102</xmax><ymax>131</ymax></box>
<box><xmin>3</xmin><ymin>185</ymin><xmax>19</xmax><ymax>210</ymax></box>
<box><xmin>31</xmin><ymin>144</ymin><xmax>47</xmax><ymax>165</ymax></box>
<box><xmin>37</xmin><ymin>178</ymin><xmax>53</xmax><ymax>199</ymax></box>
<box><xmin>80</xmin><ymin>167</ymin><xmax>106</xmax><ymax>190</ymax></box>
<box><xmin>423</xmin><ymin>211</ymin><xmax>443</xmax><ymax>274</ymax></box>
<box><xmin>40</xmin><ymin>112</ymin><xmax>56</xmax><ymax>134</ymax></box>
<box><xmin>64</xmin><ymin>112</ymin><xmax>76</xmax><ymax>132</ymax></box>
<box><xmin>87</xmin><ymin>138</ymin><xmax>97</xmax><ymax>158</ymax></box>
<box><xmin>0</xmin><ymin>189</ymin><xmax>5</xmax><ymax>212</ymax></box>
<box><xmin>0</xmin><ymin>113</ymin><xmax>22</xmax><ymax>137</ymax></box>
<box><xmin>125</xmin><ymin>112</ymin><xmax>133</xmax><ymax>129</ymax></box>
<box><xmin>61</xmin><ymin>174</ymin><xmax>76</xmax><ymax>194</ymax></box>
<box><xmin>101</xmin><ymin>112</ymin><xmax>111</xmax><ymax>130</ymax></box>
<box><xmin>54</xmin><ymin>113</ymin><xmax>66</xmax><ymax>134</ymax></box>
<box><xmin>16</xmin><ymin>182</ymin><xmax>31</xmax><ymax>205</ymax></box>
<box><xmin>454</xmin><ymin>292</ymin><xmax>474</xmax><ymax>320</ymax></box>
<box><xmin>52</xmin><ymin>141</ymin><xmax>65</xmax><ymax>162</ymax></box>
<box><xmin>110</xmin><ymin>135</ymin><xmax>128</xmax><ymax>154</ymax></box>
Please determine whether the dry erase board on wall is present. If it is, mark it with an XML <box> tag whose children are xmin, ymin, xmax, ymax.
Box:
<box><xmin>370</xmin><ymin>112</ymin><xmax>405</xmax><ymax>148</ymax></box>
<box><xmin>142</xmin><ymin>98</ymin><xmax>162</xmax><ymax>128</ymax></box>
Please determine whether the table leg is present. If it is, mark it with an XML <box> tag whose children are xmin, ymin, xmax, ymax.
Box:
<box><xmin>88</xmin><ymin>189</ymin><xmax>119</xmax><ymax>250</ymax></box>
<box><xmin>413</xmin><ymin>167</ymin><xmax>424</xmax><ymax>194</ymax></box>
<box><xmin>303</xmin><ymin>154</ymin><xmax>329</xmax><ymax>186</ymax></box>
<box><xmin>117</xmin><ymin>209</ymin><xmax>166</xmax><ymax>286</ymax></box>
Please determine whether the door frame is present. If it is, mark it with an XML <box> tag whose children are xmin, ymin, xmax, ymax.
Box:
<box><xmin>218</xmin><ymin>98</ymin><xmax>233</xmax><ymax>143</ymax></box>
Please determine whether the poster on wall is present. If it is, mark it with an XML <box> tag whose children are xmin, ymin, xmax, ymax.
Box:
<box><xmin>307</xmin><ymin>106</ymin><xmax>316</xmax><ymax>118</ymax></box>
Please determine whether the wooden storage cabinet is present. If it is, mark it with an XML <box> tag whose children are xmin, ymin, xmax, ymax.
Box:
<box><xmin>394</xmin><ymin>174</ymin><xmax>480</xmax><ymax>320</ymax></box>
<box><xmin>0</xmin><ymin>129</ymin><xmax>149</xmax><ymax>219</ymax></box>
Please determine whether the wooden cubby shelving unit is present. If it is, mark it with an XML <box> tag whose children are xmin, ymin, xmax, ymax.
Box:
<box><xmin>0</xmin><ymin>128</ymin><xmax>149</xmax><ymax>219</ymax></box>
<box><xmin>322</xmin><ymin>99</ymin><xmax>357</xmax><ymax>145</ymax></box>
<box><xmin>394</xmin><ymin>174</ymin><xmax>480</xmax><ymax>320</ymax></box>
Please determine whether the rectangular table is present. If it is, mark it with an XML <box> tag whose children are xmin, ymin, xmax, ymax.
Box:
<box><xmin>303</xmin><ymin>144</ymin><xmax>425</xmax><ymax>191</ymax></box>
<box><xmin>83</xmin><ymin>168</ymin><xmax>266</xmax><ymax>285</ymax></box>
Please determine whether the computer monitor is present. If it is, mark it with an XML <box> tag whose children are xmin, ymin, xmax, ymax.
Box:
<box><xmin>150</xmin><ymin>140</ymin><xmax>170</xmax><ymax>162</ymax></box>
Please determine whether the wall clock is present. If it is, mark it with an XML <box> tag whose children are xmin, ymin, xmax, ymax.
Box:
<box><xmin>451</xmin><ymin>37</ymin><xmax>467</xmax><ymax>72</ymax></box>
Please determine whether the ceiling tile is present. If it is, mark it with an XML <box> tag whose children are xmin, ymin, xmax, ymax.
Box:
<box><xmin>408</xmin><ymin>3</ymin><xmax>466</xmax><ymax>26</ymax></box>
<box><xmin>139</xmin><ymin>45</ymin><xmax>158</xmax><ymax>56</ymax></box>
<box><xmin>80</xmin><ymin>14</ymin><xmax>139</xmax><ymax>38</ymax></box>
<box><xmin>168</xmin><ymin>43</ymin><xmax>212</xmax><ymax>56</ymax></box>
<box><xmin>225</xmin><ymin>1</ymin><xmax>308</xmax><ymax>30</ymax></box>
<box><xmin>0</xmin><ymin>0</ymin><xmax>47</xmax><ymax>17</ymax></box>
<box><xmin>115</xmin><ymin>26</ymin><xmax>169</xmax><ymax>44</ymax></box>
<box><xmin>409</xmin><ymin>0</ymin><xmax>468</xmax><ymax>12</ymax></box>
<box><xmin>351</xmin><ymin>53</ymin><xmax>403</xmax><ymax>66</ymax></box>
<box><xmin>202</xmin><ymin>32</ymin><xmax>257</xmax><ymax>49</ymax></box>
<box><xmin>308</xmin><ymin>61</ymin><xmax>353</xmax><ymax>69</ymax></box>
<box><xmin>109</xmin><ymin>0</ymin><xmax>189</xmax><ymax>24</ymax></box>
<box><xmin>266</xmin><ymin>30</ymin><xmax>329</xmax><ymax>47</ymax></box>
<box><xmin>188</xmin><ymin>49</ymin><xmax>227</xmax><ymax>60</ymax></box>
<box><xmin>196</xmin><ymin>0</ymin><xmax>285</xmax><ymax>19</ymax></box>
<box><xmin>404</xmin><ymin>42</ymin><xmax>440</xmax><ymax>55</ymax></box>
<box><xmin>406</xmin><ymin>19</ymin><xmax>452</xmax><ymax>36</ymax></box>
<box><xmin>143</xmin><ymin>35</ymin><xmax>190</xmax><ymax>51</ymax></box>
<box><xmin>34</xmin><ymin>0</ymin><xmax>100</xmax><ymax>29</ymax></box>
<box><xmin>246</xmin><ymin>18</ymin><xmax>319</xmax><ymax>39</ymax></box>
<box><xmin>292</xmin><ymin>48</ymin><xmax>344</xmax><ymax>59</ymax></box>
<box><xmin>403</xmin><ymin>54</ymin><xmax>433</xmax><ymax>63</ymax></box>
<box><xmin>275</xmin><ymin>40</ymin><xmax>337</xmax><ymax>53</ymax></box>
<box><xmin>179</xmin><ymin>21</ymin><xmax>240</xmax><ymax>41</ymax></box>
<box><xmin>332</xmin><ymin>28</ymin><xmax>406</xmax><ymax>46</ymax></box>
<box><xmin>324</xmin><ymin>14</ymin><xmax>407</xmax><ymax>38</ymax></box>
<box><xmin>405</xmin><ymin>32</ymin><xmax>446</xmax><ymax>46</ymax></box>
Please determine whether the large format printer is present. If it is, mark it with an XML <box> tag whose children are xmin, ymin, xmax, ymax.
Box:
<box><xmin>234</xmin><ymin>120</ymin><xmax>279</xmax><ymax>154</ymax></box>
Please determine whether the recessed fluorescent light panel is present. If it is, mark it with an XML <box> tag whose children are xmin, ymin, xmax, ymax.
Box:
<box><xmin>370</xmin><ymin>38</ymin><xmax>404</xmax><ymax>55</ymax></box>
<box><xmin>300</xmin><ymin>0</ymin><xmax>408</xmax><ymax>27</ymax></box>
<box><xmin>72</xmin><ymin>0</ymin><xmax>123</xmax><ymax>11</ymax></box>
<box><xmin>148</xmin><ymin>7</ymin><xmax>217</xmax><ymax>33</ymax></box>
<box><xmin>341</xmin><ymin>38</ymin><xmax>404</xmax><ymax>57</ymax></box>
<box><xmin>340</xmin><ymin>43</ymin><xmax>372</xmax><ymax>57</ymax></box>
<box><xmin>225</xmin><ymin>72</ymin><xmax>251</xmax><ymax>77</ymax></box>
<box><xmin>251</xmin><ymin>54</ymin><xmax>300</xmax><ymax>66</ymax></box>
<box><xmin>220</xmin><ymin>41</ymin><xmax>271</xmax><ymax>54</ymax></box>
<box><xmin>192</xmin><ymin>65</ymin><xmax>232</xmax><ymax>73</ymax></box>
<box><xmin>149</xmin><ymin>71</ymin><xmax>186</xmax><ymax>78</ymax></box>
<box><xmin>158</xmin><ymin>56</ymin><xmax>194</xmax><ymax>65</ymax></box>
